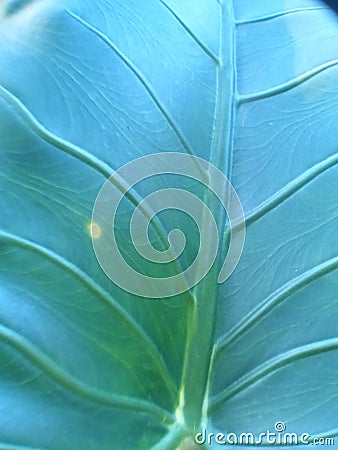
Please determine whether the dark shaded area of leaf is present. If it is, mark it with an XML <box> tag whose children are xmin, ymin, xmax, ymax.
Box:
<box><xmin>4</xmin><ymin>0</ymin><xmax>32</xmax><ymax>17</ymax></box>
<box><xmin>321</xmin><ymin>0</ymin><xmax>338</xmax><ymax>15</ymax></box>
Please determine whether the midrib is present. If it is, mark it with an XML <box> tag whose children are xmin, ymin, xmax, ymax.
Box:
<box><xmin>179</xmin><ymin>0</ymin><xmax>237</xmax><ymax>434</ymax></box>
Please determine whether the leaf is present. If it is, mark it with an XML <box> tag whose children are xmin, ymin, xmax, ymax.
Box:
<box><xmin>0</xmin><ymin>0</ymin><xmax>338</xmax><ymax>449</ymax></box>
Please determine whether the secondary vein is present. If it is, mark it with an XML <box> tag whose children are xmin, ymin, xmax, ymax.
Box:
<box><xmin>216</xmin><ymin>255</ymin><xmax>338</xmax><ymax>354</ymax></box>
<box><xmin>236</xmin><ymin>6</ymin><xmax>329</xmax><ymax>26</ymax></box>
<box><xmin>210</xmin><ymin>337</ymin><xmax>338</xmax><ymax>411</ymax></box>
<box><xmin>238</xmin><ymin>59</ymin><xmax>338</xmax><ymax>104</ymax></box>
<box><xmin>66</xmin><ymin>10</ymin><xmax>196</xmax><ymax>158</ymax></box>
<box><xmin>0</xmin><ymin>323</ymin><xmax>174</xmax><ymax>422</ymax></box>
<box><xmin>0</xmin><ymin>229</ymin><xmax>177</xmax><ymax>400</ymax></box>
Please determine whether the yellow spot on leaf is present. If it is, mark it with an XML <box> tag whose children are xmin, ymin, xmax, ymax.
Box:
<box><xmin>88</xmin><ymin>222</ymin><xmax>101</xmax><ymax>239</ymax></box>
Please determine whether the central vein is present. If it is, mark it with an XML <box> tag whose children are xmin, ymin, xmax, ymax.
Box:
<box><xmin>178</xmin><ymin>0</ymin><xmax>237</xmax><ymax>434</ymax></box>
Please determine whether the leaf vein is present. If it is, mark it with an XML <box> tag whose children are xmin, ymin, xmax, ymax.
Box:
<box><xmin>66</xmin><ymin>10</ymin><xmax>196</xmax><ymax>157</ymax></box>
<box><xmin>0</xmin><ymin>84</ymin><xmax>188</xmax><ymax>282</ymax></box>
<box><xmin>238</xmin><ymin>59</ymin><xmax>338</xmax><ymax>104</ymax></box>
<box><xmin>216</xmin><ymin>255</ymin><xmax>338</xmax><ymax>354</ymax></box>
<box><xmin>236</xmin><ymin>6</ymin><xmax>329</xmax><ymax>26</ymax></box>
<box><xmin>157</xmin><ymin>0</ymin><xmax>219</xmax><ymax>64</ymax></box>
<box><xmin>0</xmin><ymin>229</ymin><xmax>177</xmax><ymax>400</ymax></box>
<box><xmin>210</xmin><ymin>337</ymin><xmax>338</xmax><ymax>411</ymax></box>
<box><xmin>0</xmin><ymin>443</ymin><xmax>48</xmax><ymax>450</ymax></box>
<box><xmin>0</xmin><ymin>324</ymin><xmax>174</xmax><ymax>422</ymax></box>
<box><xmin>244</xmin><ymin>151</ymin><xmax>338</xmax><ymax>227</ymax></box>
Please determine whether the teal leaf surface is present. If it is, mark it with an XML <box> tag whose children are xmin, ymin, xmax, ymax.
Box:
<box><xmin>0</xmin><ymin>1</ymin><xmax>338</xmax><ymax>449</ymax></box>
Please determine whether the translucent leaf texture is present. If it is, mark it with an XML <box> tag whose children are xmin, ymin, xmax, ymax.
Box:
<box><xmin>0</xmin><ymin>0</ymin><xmax>338</xmax><ymax>449</ymax></box>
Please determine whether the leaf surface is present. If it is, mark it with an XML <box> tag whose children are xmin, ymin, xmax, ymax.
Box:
<box><xmin>0</xmin><ymin>0</ymin><xmax>337</xmax><ymax>449</ymax></box>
